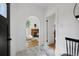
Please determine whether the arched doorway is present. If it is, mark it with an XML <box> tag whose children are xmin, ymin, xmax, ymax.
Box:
<box><xmin>26</xmin><ymin>16</ymin><xmax>40</xmax><ymax>48</ymax></box>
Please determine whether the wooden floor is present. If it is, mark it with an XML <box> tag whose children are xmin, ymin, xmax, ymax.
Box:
<box><xmin>48</xmin><ymin>42</ymin><xmax>55</xmax><ymax>49</ymax></box>
<box><xmin>27</xmin><ymin>39</ymin><xmax>39</xmax><ymax>48</ymax></box>
<box><xmin>27</xmin><ymin>39</ymin><xmax>56</xmax><ymax>49</ymax></box>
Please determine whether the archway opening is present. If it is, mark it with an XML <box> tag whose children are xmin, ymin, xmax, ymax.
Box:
<box><xmin>26</xmin><ymin>16</ymin><xmax>40</xmax><ymax>48</ymax></box>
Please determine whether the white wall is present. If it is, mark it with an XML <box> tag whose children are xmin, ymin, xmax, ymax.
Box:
<box><xmin>57</xmin><ymin>4</ymin><xmax>79</xmax><ymax>55</ymax></box>
<box><xmin>45</xmin><ymin>3</ymin><xmax>79</xmax><ymax>55</ymax></box>
<box><xmin>10</xmin><ymin>3</ymin><xmax>45</xmax><ymax>55</ymax></box>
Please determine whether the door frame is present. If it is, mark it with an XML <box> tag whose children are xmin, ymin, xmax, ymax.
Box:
<box><xmin>7</xmin><ymin>3</ymin><xmax>10</xmax><ymax>56</ymax></box>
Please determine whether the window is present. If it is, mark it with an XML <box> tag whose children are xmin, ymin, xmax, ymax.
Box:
<box><xmin>0</xmin><ymin>3</ymin><xmax>7</xmax><ymax>18</ymax></box>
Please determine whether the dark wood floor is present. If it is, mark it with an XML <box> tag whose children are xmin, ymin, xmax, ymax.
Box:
<box><xmin>48</xmin><ymin>40</ymin><xmax>56</xmax><ymax>49</ymax></box>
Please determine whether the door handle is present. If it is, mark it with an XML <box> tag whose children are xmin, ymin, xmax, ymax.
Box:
<box><xmin>7</xmin><ymin>37</ymin><xmax>12</xmax><ymax>40</ymax></box>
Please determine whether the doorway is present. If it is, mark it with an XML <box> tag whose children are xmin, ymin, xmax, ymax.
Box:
<box><xmin>46</xmin><ymin>13</ymin><xmax>56</xmax><ymax>49</ymax></box>
<box><xmin>0</xmin><ymin>3</ymin><xmax>10</xmax><ymax>56</ymax></box>
<box><xmin>26</xmin><ymin>16</ymin><xmax>40</xmax><ymax>48</ymax></box>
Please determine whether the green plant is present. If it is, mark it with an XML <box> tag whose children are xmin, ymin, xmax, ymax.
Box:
<box><xmin>26</xmin><ymin>20</ymin><xmax>31</xmax><ymax>28</ymax></box>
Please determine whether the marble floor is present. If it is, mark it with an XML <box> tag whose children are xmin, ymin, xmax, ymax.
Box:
<box><xmin>16</xmin><ymin>45</ymin><xmax>55</xmax><ymax>56</ymax></box>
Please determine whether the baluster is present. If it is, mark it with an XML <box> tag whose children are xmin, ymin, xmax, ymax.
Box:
<box><xmin>74</xmin><ymin>42</ymin><xmax>76</xmax><ymax>56</ymax></box>
<box><xmin>72</xmin><ymin>41</ymin><xmax>73</xmax><ymax>56</ymax></box>
<box><xmin>69</xmin><ymin>41</ymin><xmax>71</xmax><ymax>55</ymax></box>
<box><xmin>66</xmin><ymin>40</ymin><xmax>68</xmax><ymax>56</ymax></box>
<box><xmin>77</xmin><ymin>43</ymin><xmax>79</xmax><ymax>56</ymax></box>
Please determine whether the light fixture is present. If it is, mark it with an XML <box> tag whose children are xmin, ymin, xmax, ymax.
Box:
<box><xmin>73</xmin><ymin>3</ymin><xmax>79</xmax><ymax>20</ymax></box>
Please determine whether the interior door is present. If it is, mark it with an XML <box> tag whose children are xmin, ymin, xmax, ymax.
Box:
<box><xmin>0</xmin><ymin>3</ymin><xmax>10</xmax><ymax>56</ymax></box>
<box><xmin>0</xmin><ymin>15</ymin><xmax>8</xmax><ymax>56</ymax></box>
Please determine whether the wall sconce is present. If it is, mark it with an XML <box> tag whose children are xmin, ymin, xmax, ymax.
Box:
<box><xmin>73</xmin><ymin>3</ymin><xmax>79</xmax><ymax>20</ymax></box>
